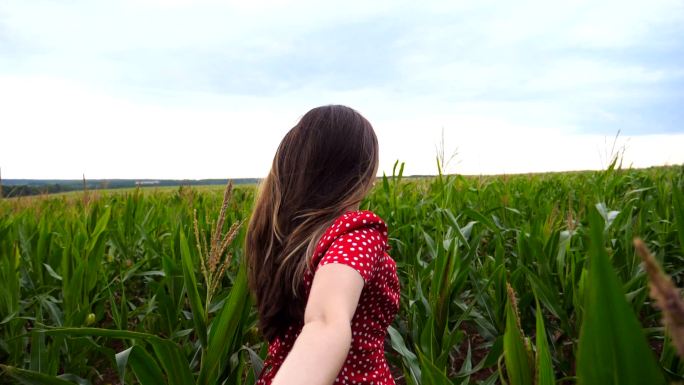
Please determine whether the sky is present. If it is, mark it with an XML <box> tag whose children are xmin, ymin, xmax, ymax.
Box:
<box><xmin>0</xmin><ymin>0</ymin><xmax>683</xmax><ymax>179</ymax></box>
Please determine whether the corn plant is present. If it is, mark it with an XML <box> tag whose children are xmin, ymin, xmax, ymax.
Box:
<box><xmin>1</xmin><ymin>164</ymin><xmax>683</xmax><ymax>385</ymax></box>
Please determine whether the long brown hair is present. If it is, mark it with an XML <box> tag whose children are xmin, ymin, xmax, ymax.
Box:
<box><xmin>245</xmin><ymin>105</ymin><xmax>379</xmax><ymax>342</ymax></box>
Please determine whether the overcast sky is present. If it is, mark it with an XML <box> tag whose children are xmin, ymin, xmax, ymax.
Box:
<box><xmin>1</xmin><ymin>0</ymin><xmax>683</xmax><ymax>179</ymax></box>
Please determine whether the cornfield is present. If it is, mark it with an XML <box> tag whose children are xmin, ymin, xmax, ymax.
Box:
<box><xmin>1</xmin><ymin>162</ymin><xmax>683</xmax><ymax>384</ymax></box>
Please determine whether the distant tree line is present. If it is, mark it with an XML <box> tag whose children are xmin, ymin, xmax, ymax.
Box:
<box><xmin>0</xmin><ymin>179</ymin><xmax>261</xmax><ymax>198</ymax></box>
<box><xmin>2</xmin><ymin>184</ymin><xmax>75</xmax><ymax>198</ymax></box>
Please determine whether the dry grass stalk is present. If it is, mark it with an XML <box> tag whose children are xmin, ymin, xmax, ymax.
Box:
<box><xmin>209</xmin><ymin>221</ymin><xmax>242</xmax><ymax>298</ymax></box>
<box><xmin>506</xmin><ymin>283</ymin><xmax>523</xmax><ymax>335</ymax></box>
<box><xmin>506</xmin><ymin>283</ymin><xmax>534</xmax><ymax>366</ymax></box>
<box><xmin>634</xmin><ymin>238</ymin><xmax>684</xmax><ymax>358</ymax></box>
<box><xmin>194</xmin><ymin>209</ymin><xmax>209</xmax><ymax>285</ymax></box>
<box><xmin>218</xmin><ymin>222</ymin><xmax>241</xmax><ymax>259</ymax></box>
<box><xmin>211</xmin><ymin>221</ymin><xmax>242</xmax><ymax>293</ymax></box>
<box><xmin>209</xmin><ymin>182</ymin><xmax>233</xmax><ymax>274</ymax></box>
<box><xmin>193</xmin><ymin>180</ymin><xmax>243</xmax><ymax>305</ymax></box>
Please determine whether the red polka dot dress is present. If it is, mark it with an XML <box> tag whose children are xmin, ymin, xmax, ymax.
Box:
<box><xmin>256</xmin><ymin>210</ymin><xmax>401</xmax><ymax>385</ymax></box>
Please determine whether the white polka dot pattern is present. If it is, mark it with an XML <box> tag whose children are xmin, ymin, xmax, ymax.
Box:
<box><xmin>257</xmin><ymin>210</ymin><xmax>401</xmax><ymax>385</ymax></box>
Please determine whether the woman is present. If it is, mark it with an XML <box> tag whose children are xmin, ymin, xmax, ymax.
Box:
<box><xmin>246</xmin><ymin>105</ymin><xmax>400</xmax><ymax>384</ymax></box>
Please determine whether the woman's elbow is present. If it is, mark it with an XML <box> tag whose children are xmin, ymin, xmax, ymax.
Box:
<box><xmin>304</xmin><ymin>317</ymin><xmax>353</xmax><ymax>348</ymax></box>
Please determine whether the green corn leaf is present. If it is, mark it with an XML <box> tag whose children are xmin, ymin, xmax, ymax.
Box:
<box><xmin>382</xmin><ymin>172</ymin><xmax>390</xmax><ymax>197</ymax></box>
<box><xmin>417</xmin><ymin>349</ymin><xmax>454</xmax><ymax>385</ymax></box>
<box><xmin>576</xmin><ymin>208</ymin><xmax>667</xmax><ymax>385</ymax></box>
<box><xmin>26</xmin><ymin>336</ymin><xmax>47</xmax><ymax>376</ymax></box>
<box><xmin>39</xmin><ymin>327</ymin><xmax>193</xmax><ymax>385</ymax></box>
<box><xmin>116</xmin><ymin>346</ymin><xmax>165</xmax><ymax>385</ymax></box>
<box><xmin>29</xmin><ymin>310</ymin><xmax>47</xmax><ymax>374</ymax></box>
<box><xmin>534</xmin><ymin>299</ymin><xmax>555</xmax><ymax>385</ymax></box>
<box><xmin>241</xmin><ymin>345</ymin><xmax>264</xmax><ymax>380</ymax></box>
<box><xmin>388</xmin><ymin>325</ymin><xmax>421</xmax><ymax>385</ymax></box>
<box><xmin>525</xmin><ymin>266</ymin><xmax>571</xmax><ymax>339</ymax></box>
<box><xmin>673</xmin><ymin>180</ymin><xmax>684</xmax><ymax>257</ymax></box>
<box><xmin>180</xmin><ymin>231</ymin><xmax>208</xmax><ymax>349</ymax></box>
<box><xmin>40</xmin><ymin>327</ymin><xmax>159</xmax><ymax>341</ymax></box>
<box><xmin>503</xmin><ymin>285</ymin><xmax>533</xmax><ymax>385</ymax></box>
<box><xmin>42</xmin><ymin>263</ymin><xmax>62</xmax><ymax>281</ymax></box>
<box><xmin>197</xmin><ymin>263</ymin><xmax>250</xmax><ymax>385</ymax></box>
<box><xmin>86</xmin><ymin>206</ymin><xmax>110</xmax><ymax>254</ymax></box>
<box><xmin>419</xmin><ymin>315</ymin><xmax>437</xmax><ymax>362</ymax></box>
<box><xmin>54</xmin><ymin>374</ymin><xmax>89</xmax><ymax>385</ymax></box>
<box><xmin>0</xmin><ymin>365</ymin><xmax>76</xmax><ymax>385</ymax></box>
<box><xmin>482</xmin><ymin>336</ymin><xmax>504</xmax><ymax>368</ymax></box>
<box><xmin>150</xmin><ymin>341</ymin><xmax>194</xmax><ymax>385</ymax></box>
<box><xmin>463</xmin><ymin>208</ymin><xmax>501</xmax><ymax>236</ymax></box>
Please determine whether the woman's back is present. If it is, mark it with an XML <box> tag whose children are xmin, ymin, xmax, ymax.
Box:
<box><xmin>257</xmin><ymin>210</ymin><xmax>400</xmax><ymax>384</ymax></box>
<box><xmin>246</xmin><ymin>105</ymin><xmax>399</xmax><ymax>384</ymax></box>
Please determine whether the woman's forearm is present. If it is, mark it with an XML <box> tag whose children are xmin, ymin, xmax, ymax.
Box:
<box><xmin>271</xmin><ymin>319</ymin><xmax>352</xmax><ymax>385</ymax></box>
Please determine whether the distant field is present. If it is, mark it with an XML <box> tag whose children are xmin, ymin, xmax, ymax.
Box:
<box><xmin>63</xmin><ymin>183</ymin><xmax>240</xmax><ymax>196</ymax></box>
<box><xmin>0</xmin><ymin>178</ymin><xmax>260</xmax><ymax>198</ymax></box>
<box><xmin>3</xmin><ymin>183</ymin><xmax>255</xmax><ymax>200</ymax></box>
<box><xmin>1</xmin><ymin>165</ymin><xmax>683</xmax><ymax>385</ymax></box>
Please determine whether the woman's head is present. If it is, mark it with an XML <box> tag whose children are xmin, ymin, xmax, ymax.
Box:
<box><xmin>245</xmin><ymin>105</ymin><xmax>379</xmax><ymax>341</ymax></box>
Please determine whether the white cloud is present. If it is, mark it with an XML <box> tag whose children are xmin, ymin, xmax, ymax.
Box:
<box><xmin>0</xmin><ymin>0</ymin><xmax>682</xmax><ymax>179</ymax></box>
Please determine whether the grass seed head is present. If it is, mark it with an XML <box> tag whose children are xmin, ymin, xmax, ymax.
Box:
<box><xmin>634</xmin><ymin>238</ymin><xmax>684</xmax><ymax>358</ymax></box>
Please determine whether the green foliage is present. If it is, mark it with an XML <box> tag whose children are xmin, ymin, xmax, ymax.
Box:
<box><xmin>503</xmin><ymin>287</ymin><xmax>533</xmax><ymax>385</ymax></box>
<box><xmin>1</xmin><ymin>165</ymin><xmax>683</xmax><ymax>384</ymax></box>
<box><xmin>535</xmin><ymin>299</ymin><xmax>556</xmax><ymax>385</ymax></box>
<box><xmin>180</xmin><ymin>231</ymin><xmax>208</xmax><ymax>349</ymax></box>
<box><xmin>575</xmin><ymin>208</ymin><xmax>667</xmax><ymax>385</ymax></box>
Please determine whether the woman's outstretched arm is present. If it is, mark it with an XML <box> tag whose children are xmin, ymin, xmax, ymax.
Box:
<box><xmin>271</xmin><ymin>263</ymin><xmax>364</xmax><ymax>385</ymax></box>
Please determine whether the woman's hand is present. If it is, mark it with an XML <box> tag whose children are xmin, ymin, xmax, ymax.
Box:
<box><xmin>271</xmin><ymin>263</ymin><xmax>364</xmax><ymax>385</ymax></box>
